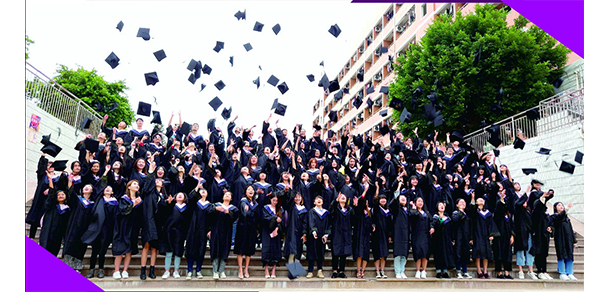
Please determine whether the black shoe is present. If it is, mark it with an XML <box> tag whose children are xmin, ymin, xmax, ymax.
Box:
<box><xmin>86</xmin><ymin>269</ymin><xmax>96</xmax><ymax>278</ymax></box>
<box><xmin>148</xmin><ymin>266</ymin><xmax>156</xmax><ymax>279</ymax></box>
<box><xmin>338</xmin><ymin>272</ymin><xmax>347</xmax><ymax>278</ymax></box>
<box><xmin>436</xmin><ymin>273</ymin><xmax>442</xmax><ymax>278</ymax></box>
<box><xmin>97</xmin><ymin>270</ymin><xmax>105</xmax><ymax>278</ymax></box>
<box><xmin>504</xmin><ymin>274</ymin><xmax>513</xmax><ymax>279</ymax></box>
<box><xmin>442</xmin><ymin>272</ymin><xmax>450</xmax><ymax>278</ymax></box>
<box><xmin>140</xmin><ymin>267</ymin><xmax>147</xmax><ymax>280</ymax></box>
<box><xmin>496</xmin><ymin>274</ymin><xmax>504</xmax><ymax>279</ymax></box>
<box><xmin>331</xmin><ymin>272</ymin><xmax>338</xmax><ymax>278</ymax></box>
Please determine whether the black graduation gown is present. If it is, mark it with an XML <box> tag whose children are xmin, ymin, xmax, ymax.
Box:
<box><xmin>26</xmin><ymin>155</ymin><xmax>66</xmax><ymax>227</ymax></box>
<box><xmin>63</xmin><ymin>188</ymin><xmax>98</xmax><ymax>265</ymax></box>
<box><xmin>513</xmin><ymin>193</ymin><xmax>533</xmax><ymax>252</ymax></box>
<box><xmin>207</xmin><ymin>177</ymin><xmax>230</xmax><ymax>204</ymax></box>
<box><xmin>261</xmin><ymin>205</ymin><xmax>284</xmax><ymax>266</ymax></box>
<box><xmin>107</xmin><ymin>172</ymin><xmax>126</xmax><ymax>200</ymax></box>
<box><xmin>155</xmin><ymin>192</ymin><xmax>172</xmax><ymax>254</ymax></box>
<box><xmin>451</xmin><ymin>208</ymin><xmax>471</xmax><ymax>264</ymax></box>
<box><xmin>317</xmin><ymin>184</ymin><xmax>336</xmax><ymax>210</ymax></box>
<box><xmin>531</xmin><ymin>197</ymin><xmax>551</xmax><ymax>256</ymax></box>
<box><xmin>81</xmin><ymin>192</ymin><xmax>119</xmax><ymax>249</ymax></box>
<box><xmin>339</xmin><ymin>183</ymin><xmax>359</xmax><ymax>206</ymax></box>
<box><xmin>112</xmin><ymin>195</ymin><xmax>144</xmax><ymax>256</ymax></box>
<box><xmin>549</xmin><ymin>210</ymin><xmax>576</xmax><ymax>261</ymax></box>
<box><xmin>39</xmin><ymin>189</ymin><xmax>71</xmax><ymax>256</ymax></box>
<box><xmin>306</xmin><ymin>207</ymin><xmax>330</xmax><ymax>261</ymax></box>
<box><xmin>492</xmin><ymin>197</ymin><xmax>514</xmax><ymax>262</ymax></box>
<box><xmin>140</xmin><ymin>174</ymin><xmax>161</xmax><ymax>247</ymax></box>
<box><xmin>431</xmin><ymin>214</ymin><xmax>455</xmax><ymax>269</ymax></box>
<box><xmin>128</xmin><ymin>129</ymin><xmax>150</xmax><ymax>144</ymax></box>
<box><xmin>409</xmin><ymin>209</ymin><xmax>432</xmax><ymax>260</ymax></box>
<box><xmin>209</xmin><ymin>203</ymin><xmax>239</xmax><ymax>261</ymax></box>
<box><xmin>295</xmin><ymin>179</ymin><xmax>316</xmax><ymax>210</ymax></box>
<box><xmin>371</xmin><ymin>202</ymin><xmax>392</xmax><ymax>260</ymax></box>
<box><xmin>232</xmin><ymin>175</ymin><xmax>253</xmax><ymax>207</ymax></box>
<box><xmin>162</xmin><ymin>201</ymin><xmax>190</xmax><ymax>257</ymax></box>
<box><xmin>330</xmin><ymin>200</ymin><xmax>353</xmax><ymax>256</ymax></box>
<box><xmin>185</xmin><ymin>195</ymin><xmax>214</xmax><ymax>259</ymax></box>
<box><xmin>389</xmin><ymin>198</ymin><xmax>410</xmax><ymax>257</ymax></box>
<box><xmin>234</xmin><ymin>197</ymin><xmax>259</xmax><ymax>256</ymax></box>
<box><xmin>351</xmin><ymin>201</ymin><xmax>372</xmax><ymax>261</ymax></box>
<box><xmin>471</xmin><ymin>208</ymin><xmax>499</xmax><ymax>260</ymax></box>
<box><xmin>282</xmin><ymin>199</ymin><xmax>308</xmax><ymax>260</ymax></box>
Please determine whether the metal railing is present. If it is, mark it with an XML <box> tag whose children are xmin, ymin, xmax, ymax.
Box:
<box><xmin>25</xmin><ymin>62</ymin><xmax>103</xmax><ymax>137</ymax></box>
<box><xmin>464</xmin><ymin>87</ymin><xmax>584</xmax><ymax>152</ymax></box>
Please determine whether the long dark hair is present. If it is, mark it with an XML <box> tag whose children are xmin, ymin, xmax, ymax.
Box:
<box><xmin>268</xmin><ymin>192</ymin><xmax>282</xmax><ymax>216</ymax></box>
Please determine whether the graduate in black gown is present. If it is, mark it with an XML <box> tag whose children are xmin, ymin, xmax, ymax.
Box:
<box><xmin>409</xmin><ymin>196</ymin><xmax>432</xmax><ymax>279</ymax></box>
<box><xmin>451</xmin><ymin>198</ymin><xmax>473</xmax><ymax>279</ymax></box>
<box><xmin>371</xmin><ymin>190</ymin><xmax>392</xmax><ymax>279</ymax></box>
<box><xmin>160</xmin><ymin>191</ymin><xmax>189</xmax><ymax>279</ymax></box>
<box><xmin>305</xmin><ymin>196</ymin><xmax>330</xmax><ymax>278</ymax></box>
<box><xmin>280</xmin><ymin>189</ymin><xmax>308</xmax><ymax>264</ymax></box>
<box><xmin>329</xmin><ymin>192</ymin><xmax>354</xmax><ymax>279</ymax></box>
<box><xmin>234</xmin><ymin>185</ymin><xmax>258</xmax><ymax>279</ymax></box>
<box><xmin>531</xmin><ymin>188</ymin><xmax>554</xmax><ymax>280</ymax></box>
<box><xmin>107</xmin><ymin>160</ymin><xmax>126</xmax><ymax>199</ymax></box>
<box><xmin>261</xmin><ymin>193</ymin><xmax>284</xmax><ymax>278</ymax></box>
<box><xmin>184</xmin><ymin>183</ymin><xmax>214</xmax><ymax>279</ymax></box>
<box><xmin>492</xmin><ymin>185</ymin><xmax>515</xmax><ymax>279</ymax></box>
<box><xmin>112</xmin><ymin>180</ymin><xmax>143</xmax><ymax>279</ymax></box>
<box><xmin>389</xmin><ymin>182</ymin><xmax>411</xmax><ymax>279</ymax></box>
<box><xmin>39</xmin><ymin>187</ymin><xmax>71</xmax><ymax>257</ymax></box>
<box><xmin>209</xmin><ymin>191</ymin><xmax>239</xmax><ymax>279</ymax></box>
<box><xmin>431</xmin><ymin>202</ymin><xmax>455</xmax><ymax>278</ymax></box>
<box><xmin>549</xmin><ymin>201</ymin><xmax>578</xmax><ymax>280</ymax></box>
<box><xmin>471</xmin><ymin>195</ymin><xmax>499</xmax><ymax>279</ymax></box>
<box><xmin>62</xmin><ymin>180</ymin><xmax>99</xmax><ymax>271</ymax></box>
<box><xmin>351</xmin><ymin>184</ymin><xmax>373</xmax><ymax>279</ymax></box>
<box><xmin>135</xmin><ymin>162</ymin><xmax>163</xmax><ymax>280</ymax></box>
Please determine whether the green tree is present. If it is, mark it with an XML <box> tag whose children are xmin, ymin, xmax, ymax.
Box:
<box><xmin>53</xmin><ymin>65</ymin><xmax>135</xmax><ymax>128</ymax></box>
<box><xmin>26</xmin><ymin>36</ymin><xmax>34</xmax><ymax>60</ymax></box>
<box><xmin>389</xmin><ymin>4</ymin><xmax>570</xmax><ymax>136</ymax></box>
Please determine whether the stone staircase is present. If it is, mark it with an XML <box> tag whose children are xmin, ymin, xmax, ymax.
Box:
<box><xmin>25</xmin><ymin>200</ymin><xmax>584</xmax><ymax>290</ymax></box>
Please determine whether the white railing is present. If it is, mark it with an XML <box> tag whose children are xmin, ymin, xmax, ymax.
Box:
<box><xmin>25</xmin><ymin>62</ymin><xmax>103</xmax><ymax>137</ymax></box>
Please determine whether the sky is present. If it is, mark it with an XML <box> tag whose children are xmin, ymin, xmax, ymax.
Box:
<box><xmin>25</xmin><ymin>0</ymin><xmax>388</xmax><ymax>138</ymax></box>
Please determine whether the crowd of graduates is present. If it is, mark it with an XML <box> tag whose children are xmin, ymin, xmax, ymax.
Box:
<box><xmin>26</xmin><ymin>112</ymin><xmax>579</xmax><ymax>281</ymax></box>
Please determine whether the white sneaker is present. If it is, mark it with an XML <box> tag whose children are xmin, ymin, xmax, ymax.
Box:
<box><xmin>401</xmin><ymin>272</ymin><xmax>408</xmax><ymax>279</ymax></box>
<box><xmin>162</xmin><ymin>271</ymin><xmax>171</xmax><ymax>279</ymax></box>
<box><xmin>186</xmin><ymin>272</ymin><xmax>192</xmax><ymax>280</ymax></box>
<box><xmin>196</xmin><ymin>271</ymin><xmax>203</xmax><ymax>279</ymax></box>
<box><xmin>421</xmin><ymin>271</ymin><xmax>427</xmax><ymax>279</ymax></box>
<box><xmin>121</xmin><ymin>271</ymin><xmax>129</xmax><ymax>279</ymax></box>
<box><xmin>568</xmin><ymin>274</ymin><xmax>578</xmax><ymax>281</ymax></box>
<box><xmin>463</xmin><ymin>272</ymin><xmax>473</xmax><ymax>279</ymax></box>
<box><xmin>415</xmin><ymin>270</ymin><xmax>421</xmax><ymax>279</ymax></box>
<box><xmin>518</xmin><ymin>271</ymin><xmax>525</xmax><ymax>279</ymax></box>
<box><xmin>213</xmin><ymin>272</ymin><xmax>219</xmax><ymax>279</ymax></box>
<box><xmin>528</xmin><ymin>272</ymin><xmax>539</xmax><ymax>280</ymax></box>
<box><xmin>457</xmin><ymin>271</ymin><xmax>464</xmax><ymax>279</ymax></box>
<box><xmin>113</xmin><ymin>271</ymin><xmax>121</xmax><ymax>279</ymax></box>
<box><xmin>559</xmin><ymin>274</ymin><xmax>569</xmax><ymax>280</ymax></box>
<box><xmin>220</xmin><ymin>272</ymin><xmax>227</xmax><ymax>279</ymax></box>
<box><xmin>545</xmin><ymin>273</ymin><xmax>553</xmax><ymax>280</ymax></box>
<box><xmin>395</xmin><ymin>272</ymin><xmax>403</xmax><ymax>279</ymax></box>
<box><xmin>173</xmin><ymin>271</ymin><xmax>180</xmax><ymax>278</ymax></box>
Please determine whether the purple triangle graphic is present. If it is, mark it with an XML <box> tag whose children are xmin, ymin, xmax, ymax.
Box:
<box><xmin>26</xmin><ymin>236</ymin><xmax>104</xmax><ymax>292</ymax></box>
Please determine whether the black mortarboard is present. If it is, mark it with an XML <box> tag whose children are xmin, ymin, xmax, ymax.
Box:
<box><xmin>286</xmin><ymin>261</ymin><xmax>307</xmax><ymax>279</ymax></box>
<box><xmin>267</xmin><ymin>75</ymin><xmax>279</xmax><ymax>87</ymax></box>
<box><xmin>380</xmin><ymin>109</ymin><xmax>388</xmax><ymax>117</ymax></box>
<box><xmin>333</xmin><ymin>90</ymin><xmax>343</xmax><ymax>101</ymax></box>
<box><xmin>41</xmin><ymin>142</ymin><xmax>62</xmax><ymax>157</ymax></box>
<box><xmin>522</xmin><ymin>168</ymin><xmax>537</xmax><ymax>175</ymax></box>
<box><xmin>389</xmin><ymin>97</ymin><xmax>403</xmax><ymax>110</ymax></box>
<box><xmin>575</xmin><ymin>151</ymin><xmax>583</xmax><ymax>164</ymax></box>
<box><xmin>214</xmin><ymin>80</ymin><xmax>226</xmax><ymax>91</ymax></box>
<box><xmin>357</xmin><ymin>70</ymin><xmax>364</xmax><ymax>82</ymax></box>
<box><xmin>144</xmin><ymin>72</ymin><xmax>159</xmax><ymax>86</ymax></box>
<box><xmin>380</xmin><ymin>124</ymin><xmax>390</xmax><ymax>135</ymax></box>
<box><xmin>328</xmin><ymin>24</ymin><xmax>342</xmax><ymax>38</ymax></box>
<box><xmin>380</xmin><ymin>46</ymin><xmax>388</xmax><ymax>54</ymax></box>
<box><xmin>329</xmin><ymin>79</ymin><xmax>340</xmax><ymax>93</ymax></box>
<box><xmin>202</xmin><ymin>64</ymin><xmax>212</xmax><ymax>75</ymax></box>
<box><xmin>427</xmin><ymin>92</ymin><xmax>438</xmax><ymax>104</ymax></box>
<box><xmin>366</xmin><ymin>98</ymin><xmax>373</xmax><ymax>109</ymax></box>
<box><xmin>92</xmin><ymin>102</ymin><xmax>102</xmax><ymax>112</ymax></box>
<box><xmin>329</xmin><ymin>110</ymin><xmax>338</xmax><ymax>122</ymax></box>
<box><xmin>343</xmin><ymin>87</ymin><xmax>350</xmax><ymax>94</ymax></box>
<box><xmin>450</xmin><ymin>131</ymin><xmax>463</xmax><ymax>143</ymax></box>
<box><xmin>137</xmin><ymin>101</ymin><xmax>152</xmax><ymax>116</ymax></box>
<box><xmin>187</xmin><ymin>59</ymin><xmax>198</xmax><ymax>71</ymax></box>
<box><xmin>306</xmin><ymin>74</ymin><xmax>315</xmax><ymax>82</ymax></box>
<box><xmin>209</xmin><ymin>97</ymin><xmax>222</xmax><ymax>111</ymax></box>
<box><xmin>116</xmin><ymin>21</ymin><xmax>124</xmax><ymax>32</ymax></box>
<box><xmin>274</xmin><ymin>103</ymin><xmax>287</xmax><ymax>116</ymax></box>
<box><xmin>153</xmin><ymin>49</ymin><xmax>166</xmax><ymax>62</ymax></box>
<box><xmin>313</xmin><ymin>125</ymin><xmax>322</xmax><ymax>131</ymax></box>
<box><xmin>552</xmin><ymin>77</ymin><xmax>564</xmax><ymax>88</ymax></box>
<box><xmin>413</xmin><ymin>85</ymin><xmax>423</xmax><ymax>98</ymax></box>
<box><xmin>488</xmin><ymin>134</ymin><xmax>502</xmax><ymax>148</ymax></box>
<box><xmin>253</xmin><ymin>21</ymin><xmax>264</xmax><ymax>32</ymax></box>
<box><xmin>380</xmin><ymin>86</ymin><xmax>389</xmax><ymax>94</ymax></box>
<box><xmin>272</xmin><ymin>24</ymin><xmax>281</xmax><ymax>35</ymax></box>
<box><xmin>536</xmin><ymin>148</ymin><xmax>551</xmax><ymax>155</ymax></box>
<box><xmin>80</xmin><ymin>117</ymin><xmax>93</xmax><ymax>130</ymax></box>
<box><xmin>188</xmin><ymin>74</ymin><xmax>196</xmax><ymax>85</ymax></box>
<box><xmin>526</xmin><ymin>108</ymin><xmax>540</xmax><ymax>120</ymax></box>
<box><xmin>424</xmin><ymin>103</ymin><xmax>437</xmax><ymax>120</ymax></box>
<box><xmin>137</xmin><ymin>28</ymin><xmax>150</xmax><ymax>40</ymax></box>
<box><xmin>559</xmin><ymin>161</ymin><xmax>575</xmax><ymax>174</ymax></box>
<box><xmin>531</xmin><ymin>179</ymin><xmax>544</xmax><ymax>186</ymax></box>
<box><xmin>433</xmin><ymin>113</ymin><xmax>444</xmax><ymax>127</ymax></box>
<box><xmin>105</xmin><ymin>52</ymin><xmax>120</xmax><ymax>69</ymax></box>
<box><xmin>244</xmin><ymin>43</ymin><xmax>253</xmax><ymax>51</ymax></box>
<box><xmin>513</xmin><ymin>137</ymin><xmax>525</xmax><ymax>150</ymax></box>
<box><xmin>151</xmin><ymin>111</ymin><xmax>162</xmax><ymax>124</ymax></box>
<box><xmin>278</xmin><ymin>82</ymin><xmax>289</xmax><ymax>95</ymax></box>
<box><xmin>179</xmin><ymin>122</ymin><xmax>191</xmax><ymax>135</ymax></box>
<box><xmin>41</xmin><ymin>134</ymin><xmax>51</xmax><ymax>145</ymax></box>
<box><xmin>213</xmin><ymin>41</ymin><xmax>224</xmax><ymax>53</ymax></box>
<box><xmin>51</xmin><ymin>160</ymin><xmax>68</xmax><ymax>172</ymax></box>
<box><xmin>84</xmin><ymin>138</ymin><xmax>100</xmax><ymax>153</ymax></box>
<box><xmin>486</xmin><ymin>124</ymin><xmax>500</xmax><ymax>135</ymax></box>
<box><xmin>221</xmin><ymin>107</ymin><xmax>232</xmax><ymax>120</ymax></box>
<box><xmin>234</xmin><ymin>10</ymin><xmax>246</xmax><ymax>20</ymax></box>
<box><xmin>400</xmin><ymin>109</ymin><xmax>412</xmax><ymax>123</ymax></box>
<box><xmin>200</xmin><ymin>84</ymin><xmax>206</xmax><ymax>92</ymax></box>
<box><xmin>253</xmin><ymin>76</ymin><xmax>260</xmax><ymax>89</ymax></box>
<box><xmin>270</xmin><ymin>98</ymin><xmax>279</xmax><ymax>110</ymax></box>
<box><xmin>320</xmin><ymin>61</ymin><xmax>325</xmax><ymax>67</ymax></box>
<box><xmin>229</xmin><ymin>56</ymin><xmax>234</xmax><ymax>67</ymax></box>
<box><xmin>493</xmin><ymin>149</ymin><xmax>500</xmax><ymax>157</ymax></box>
<box><xmin>319</xmin><ymin>73</ymin><xmax>330</xmax><ymax>90</ymax></box>
<box><xmin>366</xmin><ymin>86</ymin><xmax>375</xmax><ymax>95</ymax></box>
<box><xmin>404</xmin><ymin>149</ymin><xmax>422</xmax><ymax>164</ymax></box>
<box><xmin>353</xmin><ymin>97</ymin><xmax>363</xmax><ymax>109</ymax></box>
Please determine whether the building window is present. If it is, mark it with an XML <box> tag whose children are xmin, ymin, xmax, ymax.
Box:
<box><xmin>421</xmin><ymin>3</ymin><xmax>427</xmax><ymax>16</ymax></box>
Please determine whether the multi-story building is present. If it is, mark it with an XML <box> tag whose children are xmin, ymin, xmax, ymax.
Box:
<box><xmin>311</xmin><ymin>2</ymin><xmax>582</xmax><ymax>141</ymax></box>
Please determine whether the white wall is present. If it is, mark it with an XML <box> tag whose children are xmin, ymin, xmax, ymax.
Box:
<box><xmin>25</xmin><ymin>99</ymin><xmax>89</xmax><ymax>201</ymax></box>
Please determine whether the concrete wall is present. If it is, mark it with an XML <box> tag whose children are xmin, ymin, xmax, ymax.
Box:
<box><xmin>25</xmin><ymin>99</ymin><xmax>89</xmax><ymax>201</ymax></box>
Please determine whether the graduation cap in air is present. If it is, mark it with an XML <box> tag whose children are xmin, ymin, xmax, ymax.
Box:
<box><xmin>488</xmin><ymin>134</ymin><xmax>502</xmax><ymax>148</ymax></box>
<box><xmin>536</xmin><ymin>148</ymin><xmax>551</xmax><ymax>155</ymax></box>
<box><xmin>380</xmin><ymin>46</ymin><xmax>388</xmax><ymax>54</ymax></box>
<box><xmin>320</xmin><ymin>61</ymin><xmax>325</xmax><ymax>67</ymax></box>
<box><xmin>187</xmin><ymin>59</ymin><xmax>198</xmax><ymax>71</ymax></box>
<box><xmin>426</xmin><ymin>133</ymin><xmax>435</xmax><ymax>143</ymax></box>
<box><xmin>153</xmin><ymin>49</ymin><xmax>166</xmax><ymax>62</ymax></box>
<box><xmin>329</xmin><ymin>110</ymin><xmax>338</xmax><ymax>123</ymax></box>
<box><xmin>380</xmin><ymin>86</ymin><xmax>389</xmax><ymax>94</ymax></box>
<box><xmin>366</xmin><ymin>98</ymin><xmax>373</xmax><ymax>109</ymax></box>
<box><xmin>318</xmin><ymin>73</ymin><xmax>330</xmax><ymax>90</ymax></box>
<box><xmin>267</xmin><ymin>75</ymin><xmax>279</xmax><ymax>87</ymax></box>
<box><xmin>513</xmin><ymin>137</ymin><xmax>525</xmax><ymax>150</ymax></box>
<box><xmin>51</xmin><ymin>160</ymin><xmax>68</xmax><ymax>172</ymax></box>
<box><xmin>116</xmin><ymin>21</ymin><xmax>124</xmax><ymax>32</ymax></box>
<box><xmin>229</xmin><ymin>56</ymin><xmax>234</xmax><ymax>67</ymax></box>
<box><xmin>329</xmin><ymin>79</ymin><xmax>340</xmax><ymax>93</ymax></box>
<box><xmin>213</xmin><ymin>41</ymin><xmax>224</xmax><ymax>53</ymax></box>
<box><xmin>413</xmin><ymin>86</ymin><xmax>423</xmax><ymax>98</ymax></box>
<box><xmin>493</xmin><ymin>149</ymin><xmax>500</xmax><ymax>157</ymax></box>
<box><xmin>105</xmin><ymin>52</ymin><xmax>120</xmax><ymax>69</ymax></box>
<box><xmin>92</xmin><ymin>102</ymin><xmax>102</xmax><ymax>112</ymax></box>
<box><xmin>424</xmin><ymin>103</ymin><xmax>437</xmax><ymax>120</ymax></box>
<box><xmin>427</xmin><ymin>92</ymin><xmax>438</xmax><ymax>104</ymax></box>
<box><xmin>136</xmin><ymin>28</ymin><xmax>150</xmax><ymax>40</ymax></box>
<box><xmin>313</xmin><ymin>124</ymin><xmax>322</xmax><ymax>131</ymax></box>
<box><xmin>559</xmin><ymin>161</ymin><xmax>575</xmax><ymax>174</ymax></box>
<box><xmin>244</xmin><ymin>43</ymin><xmax>253</xmax><ymax>52</ymax></box>
<box><xmin>221</xmin><ymin>107</ymin><xmax>232</xmax><ymax>120</ymax></box>
<box><xmin>253</xmin><ymin>77</ymin><xmax>260</xmax><ymax>89</ymax></box>
<box><xmin>450</xmin><ymin>131</ymin><xmax>463</xmax><ymax>143</ymax></box>
<box><xmin>526</xmin><ymin>108</ymin><xmax>540</xmax><ymax>120</ymax></box>
<box><xmin>486</xmin><ymin>124</ymin><xmax>500</xmax><ymax>135</ymax></box>
<box><xmin>80</xmin><ymin>117</ymin><xmax>93</xmax><ymax>130</ymax></box>
<box><xmin>41</xmin><ymin>134</ymin><xmax>52</xmax><ymax>145</ymax></box>
<box><xmin>286</xmin><ymin>261</ymin><xmax>307</xmax><ymax>279</ymax></box>
<box><xmin>274</xmin><ymin>103</ymin><xmax>287</xmax><ymax>116</ymax></box>
<box><xmin>306</xmin><ymin>74</ymin><xmax>315</xmax><ymax>82</ymax></box>
<box><xmin>552</xmin><ymin>77</ymin><xmax>564</xmax><ymax>89</ymax></box>
<box><xmin>179</xmin><ymin>122</ymin><xmax>191</xmax><ymax>135</ymax></box>
<box><xmin>353</xmin><ymin>96</ymin><xmax>363</xmax><ymax>109</ymax></box>
<box><xmin>200</xmin><ymin>84</ymin><xmax>206</xmax><ymax>92</ymax></box>
<box><xmin>41</xmin><ymin>141</ymin><xmax>62</xmax><ymax>157</ymax></box>
<box><xmin>366</xmin><ymin>86</ymin><xmax>375</xmax><ymax>95</ymax></box>
<box><xmin>400</xmin><ymin>109</ymin><xmax>412</xmax><ymax>123</ymax></box>
<box><xmin>522</xmin><ymin>168</ymin><xmax>537</xmax><ymax>175</ymax></box>
<box><xmin>278</xmin><ymin>82</ymin><xmax>289</xmax><ymax>95</ymax></box>
<box><xmin>380</xmin><ymin>123</ymin><xmax>390</xmax><ymax>135</ymax></box>
<box><xmin>214</xmin><ymin>80</ymin><xmax>226</xmax><ymax>91</ymax></box>
<box><xmin>202</xmin><ymin>64</ymin><xmax>212</xmax><ymax>75</ymax></box>
<box><xmin>84</xmin><ymin>138</ymin><xmax>100</xmax><ymax>153</ymax></box>
<box><xmin>356</xmin><ymin>70</ymin><xmax>364</xmax><ymax>82</ymax></box>
<box><xmin>188</xmin><ymin>74</ymin><xmax>196</xmax><ymax>85</ymax></box>
<box><xmin>328</xmin><ymin>24</ymin><xmax>342</xmax><ymax>38</ymax></box>
<box><xmin>137</xmin><ymin>101</ymin><xmax>152</xmax><ymax>117</ymax></box>
<box><xmin>144</xmin><ymin>72</ymin><xmax>159</xmax><ymax>86</ymax></box>
<box><xmin>343</xmin><ymin>87</ymin><xmax>350</xmax><ymax>94</ymax></box>
<box><xmin>380</xmin><ymin>109</ymin><xmax>388</xmax><ymax>117</ymax></box>
<box><xmin>270</xmin><ymin>98</ymin><xmax>279</xmax><ymax>110</ymax></box>
<box><xmin>209</xmin><ymin>97</ymin><xmax>222</xmax><ymax>111</ymax></box>
<box><xmin>253</xmin><ymin>21</ymin><xmax>264</xmax><ymax>32</ymax></box>
<box><xmin>272</xmin><ymin>24</ymin><xmax>281</xmax><ymax>35</ymax></box>
<box><xmin>333</xmin><ymin>90</ymin><xmax>343</xmax><ymax>101</ymax></box>
<box><xmin>575</xmin><ymin>151</ymin><xmax>583</xmax><ymax>164</ymax></box>
<box><xmin>389</xmin><ymin>97</ymin><xmax>403</xmax><ymax>110</ymax></box>
<box><xmin>150</xmin><ymin>111</ymin><xmax>162</xmax><ymax>124</ymax></box>
<box><xmin>234</xmin><ymin>10</ymin><xmax>246</xmax><ymax>20</ymax></box>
